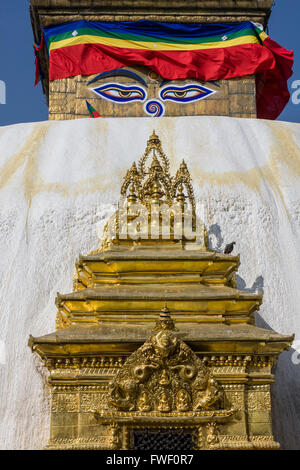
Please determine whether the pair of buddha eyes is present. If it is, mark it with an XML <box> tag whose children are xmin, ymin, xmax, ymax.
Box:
<box><xmin>91</xmin><ymin>83</ymin><xmax>209</xmax><ymax>103</ymax></box>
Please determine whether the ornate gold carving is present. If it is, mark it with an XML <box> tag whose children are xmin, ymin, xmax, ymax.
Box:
<box><xmin>173</xmin><ymin>160</ymin><xmax>196</xmax><ymax>214</ymax></box>
<box><xmin>225</xmin><ymin>390</ymin><xmax>245</xmax><ymax>411</ymax></box>
<box><xmin>199</xmin><ymin>354</ymin><xmax>274</xmax><ymax>368</ymax></box>
<box><xmin>108</xmin><ymin>422</ymin><xmax>121</xmax><ymax>449</ymax></box>
<box><xmin>206</xmin><ymin>422</ymin><xmax>219</xmax><ymax>448</ymax></box>
<box><xmin>250</xmin><ymin>436</ymin><xmax>280</xmax><ymax>450</ymax></box>
<box><xmin>48</xmin><ymin>435</ymin><xmax>109</xmax><ymax>450</ymax></box>
<box><xmin>50</xmin><ymin>356</ymin><xmax>125</xmax><ymax>370</ymax></box>
<box><xmin>153</xmin><ymin>304</ymin><xmax>177</xmax><ymax>332</ymax></box>
<box><xmin>134</xmin><ymin>132</ymin><xmax>194</xmax><ymax>211</ymax></box>
<box><xmin>137</xmin><ymin>391</ymin><xmax>152</xmax><ymax>412</ymax></box>
<box><xmin>217</xmin><ymin>435</ymin><xmax>253</xmax><ymax>450</ymax></box>
<box><xmin>108</xmin><ymin>308</ymin><xmax>223</xmax><ymax>413</ymax></box>
<box><xmin>80</xmin><ymin>392</ymin><xmax>109</xmax><ymax>413</ymax></box>
<box><xmin>196</xmin><ymin>426</ymin><xmax>204</xmax><ymax>450</ymax></box>
<box><xmin>51</xmin><ymin>393</ymin><xmax>79</xmax><ymax>413</ymax></box>
<box><xmin>248</xmin><ymin>390</ymin><xmax>271</xmax><ymax>411</ymax></box>
<box><xmin>157</xmin><ymin>392</ymin><xmax>172</xmax><ymax>412</ymax></box>
<box><xmin>100</xmin><ymin>132</ymin><xmax>200</xmax><ymax>249</ymax></box>
<box><xmin>176</xmin><ymin>389</ymin><xmax>191</xmax><ymax>412</ymax></box>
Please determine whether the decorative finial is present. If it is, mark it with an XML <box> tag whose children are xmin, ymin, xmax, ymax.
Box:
<box><xmin>153</xmin><ymin>303</ymin><xmax>177</xmax><ymax>332</ymax></box>
<box><xmin>173</xmin><ymin>159</ymin><xmax>196</xmax><ymax>215</ymax></box>
<box><xmin>150</xmin><ymin>154</ymin><xmax>162</xmax><ymax>171</ymax></box>
<box><xmin>120</xmin><ymin>161</ymin><xmax>142</xmax><ymax>197</ymax></box>
<box><xmin>130</xmin><ymin>161</ymin><xmax>138</xmax><ymax>173</ymax></box>
<box><xmin>149</xmin><ymin>130</ymin><xmax>159</xmax><ymax>142</ymax></box>
<box><xmin>161</xmin><ymin>302</ymin><xmax>170</xmax><ymax>317</ymax></box>
<box><xmin>150</xmin><ymin>179</ymin><xmax>164</xmax><ymax>204</ymax></box>
<box><xmin>127</xmin><ymin>183</ymin><xmax>138</xmax><ymax>205</ymax></box>
<box><xmin>176</xmin><ymin>184</ymin><xmax>186</xmax><ymax>205</ymax></box>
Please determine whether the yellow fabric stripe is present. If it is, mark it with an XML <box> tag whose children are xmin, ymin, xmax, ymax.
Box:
<box><xmin>49</xmin><ymin>34</ymin><xmax>261</xmax><ymax>52</ymax></box>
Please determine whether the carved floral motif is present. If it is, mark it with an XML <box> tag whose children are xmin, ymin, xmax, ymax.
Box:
<box><xmin>52</xmin><ymin>393</ymin><xmax>79</xmax><ymax>413</ymax></box>
<box><xmin>248</xmin><ymin>390</ymin><xmax>271</xmax><ymax>411</ymax></box>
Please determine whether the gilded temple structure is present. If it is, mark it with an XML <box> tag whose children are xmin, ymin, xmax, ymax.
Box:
<box><xmin>26</xmin><ymin>0</ymin><xmax>296</xmax><ymax>451</ymax></box>
<box><xmin>29</xmin><ymin>132</ymin><xmax>294</xmax><ymax>450</ymax></box>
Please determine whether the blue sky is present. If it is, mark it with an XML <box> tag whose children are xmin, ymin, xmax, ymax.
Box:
<box><xmin>0</xmin><ymin>0</ymin><xmax>299</xmax><ymax>126</ymax></box>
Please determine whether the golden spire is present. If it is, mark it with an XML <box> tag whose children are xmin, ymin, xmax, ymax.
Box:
<box><xmin>173</xmin><ymin>159</ymin><xmax>196</xmax><ymax>214</ymax></box>
<box><xmin>148</xmin><ymin>130</ymin><xmax>160</xmax><ymax>143</ymax></box>
<box><xmin>100</xmin><ymin>132</ymin><xmax>206</xmax><ymax>249</ymax></box>
<box><xmin>139</xmin><ymin>131</ymin><xmax>170</xmax><ymax>179</ymax></box>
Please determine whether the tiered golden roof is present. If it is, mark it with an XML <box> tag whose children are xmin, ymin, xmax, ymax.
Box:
<box><xmin>55</xmin><ymin>132</ymin><xmax>261</xmax><ymax>331</ymax></box>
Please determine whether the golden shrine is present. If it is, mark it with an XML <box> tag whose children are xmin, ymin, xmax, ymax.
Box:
<box><xmin>29</xmin><ymin>132</ymin><xmax>293</xmax><ymax>450</ymax></box>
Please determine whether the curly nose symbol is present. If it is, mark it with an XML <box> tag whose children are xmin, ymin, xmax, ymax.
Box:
<box><xmin>144</xmin><ymin>100</ymin><xmax>164</xmax><ymax>117</ymax></box>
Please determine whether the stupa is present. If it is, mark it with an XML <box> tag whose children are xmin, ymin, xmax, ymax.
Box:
<box><xmin>29</xmin><ymin>132</ymin><xmax>293</xmax><ymax>450</ymax></box>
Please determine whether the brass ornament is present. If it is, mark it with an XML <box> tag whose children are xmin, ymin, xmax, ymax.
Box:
<box><xmin>101</xmin><ymin>131</ymin><xmax>199</xmax><ymax>249</ymax></box>
<box><xmin>108</xmin><ymin>422</ymin><xmax>121</xmax><ymax>450</ymax></box>
<box><xmin>108</xmin><ymin>307</ymin><xmax>224</xmax><ymax>413</ymax></box>
<box><xmin>206</xmin><ymin>422</ymin><xmax>219</xmax><ymax>448</ymax></box>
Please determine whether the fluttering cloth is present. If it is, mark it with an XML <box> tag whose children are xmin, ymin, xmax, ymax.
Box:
<box><xmin>42</xmin><ymin>20</ymin><xmax>294</xmax><ymax>119</ymax></box>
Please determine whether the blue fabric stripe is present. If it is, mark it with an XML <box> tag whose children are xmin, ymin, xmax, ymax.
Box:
<box><xmin>42</xmin><ymin>20</ymin><xmax>257</xmax><ymax>44</ymax></box>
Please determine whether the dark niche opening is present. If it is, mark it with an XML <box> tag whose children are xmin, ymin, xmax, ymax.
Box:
<box><xmin>132</xmin><ymin>428</ymin><xmax>195</xmax><ymax>450</ymax></box>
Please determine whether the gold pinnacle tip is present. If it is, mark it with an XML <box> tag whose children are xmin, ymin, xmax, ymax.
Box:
<box><xmin>160</xmin><ymin>303</ymin><xmax>170</xmax><ymax>317</ymax></box>
<box><xmin>150</xmin><ymin>130</ymin><xmax>159</xmax><ymax>140</ymax></box>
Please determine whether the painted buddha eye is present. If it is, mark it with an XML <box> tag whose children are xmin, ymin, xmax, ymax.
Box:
<box><xmin>160</xmin><ymin>84</ymin><xmax>215</xmax><ymax>103</ymax></box>
<box><xmin>91</xmin><ymin>83</ymin><xmax>146</xmax><ymax>103</ymax></box>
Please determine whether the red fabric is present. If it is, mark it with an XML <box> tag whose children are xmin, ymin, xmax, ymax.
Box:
<box><xmin>256</xmin><ymin>36</ymin><xmax>293</xmax><ymax>119</ymax></box>
<box><xmin>34</xmin><ymin>36</ymin><xmax>44</xmax><ymax>86</ymax></box>
<box><xmin>34</xmin><ymin>57</ymin><xmax>40</xmax><ymax>86</ymax></box>
<box><xmin>49</xmin><ymin>43</ymin><xmax>276</xmax><ymax>81</ymax></box>
<box><xmin>90</xmin><ymin>109</ymin><xmax>101</xmax><ymax>118</ymax></box>
<box><xmin>49</xmin><ymin>40</ymin><xmax>293</xmax><ymax>119</ymax></box>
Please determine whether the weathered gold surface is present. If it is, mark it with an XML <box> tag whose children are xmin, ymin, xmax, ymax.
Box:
<box><xmin>29</xmin><ymin>133</ymin><xmax>293</xmax><ymax>450</ymax></box>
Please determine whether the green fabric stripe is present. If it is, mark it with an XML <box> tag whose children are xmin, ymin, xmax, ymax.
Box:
<box><xmin>47</xmin><ymin>27</ymin><xmax>257</xmax><ymax>47</ymax></box>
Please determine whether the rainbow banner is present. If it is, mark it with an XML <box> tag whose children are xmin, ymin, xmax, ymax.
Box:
<box><xmin>42</xmin><ymin>20</ymin><xmax>293</xmax><ymax>120</ymax></box>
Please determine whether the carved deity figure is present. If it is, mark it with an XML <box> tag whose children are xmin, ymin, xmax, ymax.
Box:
<box><xmin>158</xmin><ymin>369</ymin><xmax>171</xmax><ymax>386</ymax></box>
<box><xmin>137</xmin><ymin>391</ymin><xmax>152</xmax><ymax>412</ymax></box>
<box><xmin>206</xmin><ymin>422</ymin><xmax>219</xmax><ymax>447</ymax></box>
<box><xmin>109</xmin><ymin>378</ymin><xmax>139</xmax><ymax>411</ymax></box>
<box><xmin>152</xmin><ymin>330</ymin><xmax>178</xmax><ymax>358</ymax></box>
<box><xmin>194</xmin><ymin>377</ymin><xmax>221</xmax><ymax>410</ymax></box>
<box><xmin>108</xmin><ymin>423</ymin><xmax>120</xmax><ymax>449</ymax></box>
<box><xmin>157</xmin><ymin>393</ymin><xmax>171</xmax><ymax>412</ymax></box>
<box><xmin>176</xmin><ymin>389</ymin><xmax>191</xmax><ymax>412</ymax></box>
